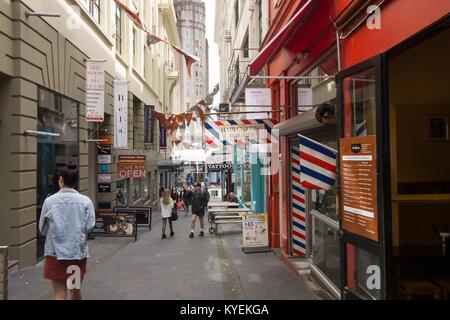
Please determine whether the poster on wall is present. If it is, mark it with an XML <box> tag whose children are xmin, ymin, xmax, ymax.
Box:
<box><xmin>340</xmin><ymin>135</ymin><xmax>379</xmax><ymax>242</ymax></box>
<box><xmin>245</xmin><ymin>88</ymin><xmax>272</xmax><ymax>120</ymax></box>
<box><xmin>144</xmin><ymin>105</ymin><xmax>156</xmax><ymax>144</ymax></box>
<box><xmin>242</xmin><ymin>213</ymin><xmax>270</xmax><ymax>253</ymax></box>
<box><xmin>86</xmin><ymin>60</ymin><xmax>105</xmax><ymax>122</ymax></box>
<box><xmin>114</xmin><ymin>80</ymin><xmax>128</xmax><ymax>149</ymax></box>
<box><xmin>298</xmin><ymin>87</ymin><xmax>313</xmax><ymax>113</ymax></box>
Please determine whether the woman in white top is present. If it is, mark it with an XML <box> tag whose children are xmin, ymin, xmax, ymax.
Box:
<box><xmin>160</xmin><ymin>189</ymin><xmax>174</xmax><ymax>239</ymax></box>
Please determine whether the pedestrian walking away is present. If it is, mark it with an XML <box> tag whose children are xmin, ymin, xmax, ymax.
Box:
<box><xmin>189</xmin><ymin>183</ymin><xmax>208</xmax><ymax>238</ymax></box>
<box><xmin>160</xmin><ymin>189</ymin><xmax>175</xmax><ymax>239</ymax></box>
<box><xmin>38</xmin><ymin>163</ymin><xmax>96</xmax><ymax>300</ymax></box>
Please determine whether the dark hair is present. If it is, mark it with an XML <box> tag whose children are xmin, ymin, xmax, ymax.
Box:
<box><xmin>195</xmin><ymin>183</ymin><xmax>201</xmax><ymax>187</ymax></box>
<box><xmin>58</xmin><ymin>163</ymin><xmax>79</xmax><ymax>188</ymax></box>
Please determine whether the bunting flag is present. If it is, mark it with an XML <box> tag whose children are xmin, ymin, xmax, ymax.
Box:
<box><xmin>114</xmin><ymin>0</ymin><xmax>144</xmax><ymax>30</ymax></box>
<box><xmin>186</xmin><ymin>112</ymin><xmax>193</xmax><ymax>126</ymax></box>
<box><xmin>299</xmin><ymin>135</ymin><xmax>337</xmax><ymax>190</ymax></box>
<box><xmin>115</xmin><ymin>0</ymin><xmax>199</xmax><ymax>77</ymax></box>
<box><xmin>196</xmin><ymin>105</ymin><xmax>206</xmax><ymax>124</ymax></box>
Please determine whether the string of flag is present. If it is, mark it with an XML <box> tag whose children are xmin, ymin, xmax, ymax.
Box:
<box><xmin>113</xmin><ymin>0</ymin><xmax>200</xmax><ymax>77</ymax></box>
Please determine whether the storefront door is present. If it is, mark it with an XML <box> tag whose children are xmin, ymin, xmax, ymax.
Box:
<box><xmin>36</xmin><ymin>88</ymin><xmax>79</xmax><ymax>260</ymax></box>
<box><xmin>337</xmin><ymin>56</ymin><xmax>390</xmax><ymax>300</ymax></box>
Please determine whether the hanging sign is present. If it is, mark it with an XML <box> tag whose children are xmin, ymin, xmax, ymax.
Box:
<box><xmin>340</xmin><ymin>135</ymin><xmax>379</xmax><ymax>242</ymax></box>
<box><xmin>98</xmin><ymin>174</ymin><xmax>112</xmax><ymax>184</ymax></box>
<box><xmin>97</xmin><ymin>145</ymin><xmax>111</xmax><ymax>155</ymax></box>
<box><xmin>118</xmin><ymin>155</ymin><xmax>146</xmax><ymax>179</ymax></box>
<box><xmin>86</xmin><ymin>60</ymin><xmax>105</xmax><ymax>122</ymax></box>
<box><xmin>159</xmin><ymin>122</ymin><xmax>167</xmax><ymax>150</ymax></box>
<box><xmin>98</xmin><ymin>155</ymin><xmax>112</xmax><ymax>164</ymax></box>
<box><xmin>114</xmin><ymin>80</ymin><xmax>128</xmax><ymax>149</ymax></box>
<box><xmin>98</xmin><ymin>135</ymin><xmax>112</xmax><ymax>145</ymax></box>
<box><xmin>144</xmin><ymin>105</ymin><xmax>156</xmax><ymax>144</ymax></box>
<box><xmin>98</xmin><ymin>183</ymin><xmax>111</xmax><ymax>193</ymax></box>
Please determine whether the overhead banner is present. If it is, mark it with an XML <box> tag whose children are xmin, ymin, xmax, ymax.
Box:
<box><xmin>159</xmin><ymin>122</ymin><xmax>167</xmax><ymax>150</ymax></box>
<box><xmin>118</xmin><ymin>155</ymin><xmax>146</xmax><ymax>179</ymax></box>
<box><xmin>86</xmin><ymin>60</ymin><xmax>105</xmax><ymax>122</ymax></box>
<box><xmin>340</xmin><ymin>135</ymin><xmax>379</xmax><ymax>242</ymax></box>
<box><xmin>114</xmin><ymin>80</ymin><xmax>128</xmax><ymax>149</ymax></box>
<box><xmin>144</xmin><ymin>105</ymin><xmax>155</xmax><ymax>144</ymax></box>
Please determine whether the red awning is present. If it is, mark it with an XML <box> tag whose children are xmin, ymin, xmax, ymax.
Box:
<box><xmin>249</xmin><ymin>0</ymin><xmax>315</xmax><ymax>77</ymax></box>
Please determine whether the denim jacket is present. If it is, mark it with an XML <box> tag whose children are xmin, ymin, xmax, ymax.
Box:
<box><xmin>39</xmin><ymin>188</ymin><xmax>95</xmax><ymax>260</ymax></box>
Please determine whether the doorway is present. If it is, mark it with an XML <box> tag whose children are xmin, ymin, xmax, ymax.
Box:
<box><xmin>388</xmin><ymin>23</ymin><xmax>450</xmax><ymax>299</ymax></box>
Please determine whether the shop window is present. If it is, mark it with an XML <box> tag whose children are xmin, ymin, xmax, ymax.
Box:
<box><xmin>115</xmin><ymin>4</ymin><xmax>123</xmax><ymax>55</ymax></box>
<box><xmin>312</xmin><ymin>218</ymin><xmax>341</xmax><ymax>290</ymax></box>
<box><xmin>89</xmin><ymin>0</ymin><xmax>100</xmax><ymax>24</ymax></box>
<box><xmin>36</xmin><ymin>88</ymin><xmax>79</xmax><ymax>259</ymax></box>
<box><xmin>345</xmin><ymin>244</ymin><xmax>382</xmax><ymax>300</ymax></box>
<box><xmin>116</xmin><ymin>180</ymin><xmax>128</xmax><ymax>207</ymax></box>
<box><xmin>132</xmin><ymin>178</ymin><xmax>142</xmax><ymax>201</ymax></box>
<box><xmin>343</xmin><ymin>68</ymin><xmax>377</xmax><ymax>137</ymax></box>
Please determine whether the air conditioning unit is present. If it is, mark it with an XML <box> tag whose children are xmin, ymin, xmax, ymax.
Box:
<box><xmin>224</xmin><ymin>30</ymin><xmax>232</xmax><ymax>43</ymax></box>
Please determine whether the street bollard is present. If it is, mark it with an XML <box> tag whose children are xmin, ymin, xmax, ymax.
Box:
<box><xmin>0</xmin><ymin>246</ymin><xmax>7</xmax><ymax>300</ymax></box>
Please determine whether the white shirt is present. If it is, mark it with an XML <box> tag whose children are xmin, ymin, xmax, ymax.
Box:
<box><xmin>160</xmin><ymin>198</ymin><xmax>174</xmax><ymax>219</ymax></box>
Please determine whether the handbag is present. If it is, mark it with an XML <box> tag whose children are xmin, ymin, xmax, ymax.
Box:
<box><xmin>171</xmin><ymin>207</ymin><xmax>179</xmax><ymax>221</ymax></box>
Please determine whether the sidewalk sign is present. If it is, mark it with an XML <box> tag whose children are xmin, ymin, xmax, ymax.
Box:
<box><xmin>242</xmin><ymin>213</ymin><xmax>271</xmax><ymax>254</ymax></box>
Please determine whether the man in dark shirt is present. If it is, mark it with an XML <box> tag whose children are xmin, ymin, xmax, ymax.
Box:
<box><xmin>189</xmin><ymin>183</ymin><xmax>208</xmax><ymax>238</ymax></box>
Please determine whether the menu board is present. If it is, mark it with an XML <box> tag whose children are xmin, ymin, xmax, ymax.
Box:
<box><xmin>242</xmin><ymin>214</ymin><xmax>269</xmax><ymax>248</ymax></box>
<box><xmin>340</xmin><ymin>136</ymin><xmax>379</xmax><ymax>242</ymax></box>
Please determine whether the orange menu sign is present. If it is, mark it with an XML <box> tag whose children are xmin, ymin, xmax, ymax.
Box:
<box><xmin>340</xmin><ymin>136</ymin><xmax>379</xmax><ymax>242</ymax></box>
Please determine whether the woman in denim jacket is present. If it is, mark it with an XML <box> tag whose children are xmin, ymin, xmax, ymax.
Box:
<box><xmin>39</xmin><ymin>163</ymin><xmax>95</xmax><ymax>300</ymax></box>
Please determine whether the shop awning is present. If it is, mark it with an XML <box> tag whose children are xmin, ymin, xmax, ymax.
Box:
<box><xmin>274</xmin><ymin>107</ymin><xmax>322</xmax><ymax>136</ymax></box>
<box><xmin>249</xmin><ymin>0</ymin><xmax>315</xmax><ymax>77</ymax></box>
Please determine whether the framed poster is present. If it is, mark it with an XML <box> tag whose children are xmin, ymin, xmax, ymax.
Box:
<box><xmin>427</xmin><ymin>115</ymin><xmax>448</xmax><ymax>141</ymax></box>
<box><xmin>340</xmin><ymin>136</ymin><xmax>379</xmax><ymax>242</ymax></box>
<box><xmin>92</xmin><ymin>211</ymin><xmax>137</xmax><ymax>241</ymax></box>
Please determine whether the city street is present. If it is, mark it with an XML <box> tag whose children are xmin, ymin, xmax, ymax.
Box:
<box><xmin>8</xmin><ymin>212</ymin><xmax>325</xmax><ymax>300</ymax></box>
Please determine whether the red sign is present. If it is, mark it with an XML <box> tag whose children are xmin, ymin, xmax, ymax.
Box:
<box><xmin>118</xmin><ymin>155</ymin><xmax>146</xmax><ymax>179</ymax></box>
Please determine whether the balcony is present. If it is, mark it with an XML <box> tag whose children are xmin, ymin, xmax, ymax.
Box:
<box><xmin>227</xmin><ymin>48</ymin><xmax>264</xmax><ymax>105</ymax></box>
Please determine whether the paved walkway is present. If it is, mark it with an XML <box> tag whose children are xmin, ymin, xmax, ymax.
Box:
<box><xmin>9</xmin><ymin>210</ymin><xmax>322</xmax><ymax>300</ymax></box>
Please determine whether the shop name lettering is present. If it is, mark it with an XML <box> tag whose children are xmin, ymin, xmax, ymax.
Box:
<box><xmin>180</xmin><ymin>304</ymin><xmax>269</xmax><ymax>317</ymax></box>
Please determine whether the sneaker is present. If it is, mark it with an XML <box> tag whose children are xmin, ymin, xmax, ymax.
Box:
<box><xmin>199</xmin><ymin>231</ymin><xmax>204</xmax><ymax>237</ymax></box>
<box><xmin>170</xmin><ymin>231</ymin><xmax>175</xmax><ymax>237</ymax></box>
<box><xmin>162</xmin><ymin>234</ymin><xmax>167</xmax><ymax>239</ymax></box>
<box><xmin>189</xmin><ymin>232</ymin><xmax>194</xmax><ymax>238</ymax></box>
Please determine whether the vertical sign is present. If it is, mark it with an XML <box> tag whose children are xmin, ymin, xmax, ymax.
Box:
<box><xmin>86</xmin><ymin>60</ymin><xmax>105</xmax><ymax>122</ymax></box>
<box><xmin>340</xmin><ymin>135</ymin><xmax>379</xmax><ymax>242</ymax></box>
<box><xmin>242</xmin><ymin>213</ymin><xmax>269</xmax><ymax>252</ymax></box>
<box><xmin>144</xmin><ymin>105</ymin><xmax>155</xmax><ymax>144</ymax></box>
<box><xmin>159</xmin><ymin>121</ymin><xmax>167</xmax><ymax>150</ymax></box>
<box><xmin>114</xmin><ymin>80</ymin><xmax>128</xmax><ymax>149</ymax></box>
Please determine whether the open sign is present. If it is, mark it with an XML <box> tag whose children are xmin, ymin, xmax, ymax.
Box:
<box><xmin>118</xmin><ymin>164</ymin><xmax>146</xmax><ymax>179</ymax></box>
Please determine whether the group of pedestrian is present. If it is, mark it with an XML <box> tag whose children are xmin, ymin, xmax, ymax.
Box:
<box><xmin>158</xmin><ymin>183</ymin><xmax>210</xmax><ymax>239</ymax></box>
<box><xmin>38</xmin><ymin>165</ymin><xmax>212</xmax><ymax>300</ymax></box>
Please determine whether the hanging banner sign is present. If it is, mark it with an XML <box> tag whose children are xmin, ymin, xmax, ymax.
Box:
<box><xmin>144</xmin><ymin>105</ymin><xmax>155</xmax><ymax>144</ymax></box>
<box><xmin>340</xmin><ymin>135</ymin><xmax>379</xmax><ymax>242</ymax></box>
<box><xmin>114</xmin><ymin>80</ymin><xmax>128</xmax><ymax>149</ymax></box>
<box><xmin>86</xmin><ymin>60</ymin><xmax>105</xmax><ymax>122</ymax></box>
<box><xmin>242</xmin><ymin>213</ymin><xmax>269</xmax><ymax>249</ymax></box>
<box><xmin>98</xmin><ymin>135</ymin><xmax>112</xmax><ymax>146</ymax></box>
<box><xmin>159</xmin><ymin>122</ymin><xmax>167</xmax><ymax>150</ymax></box>
<box><xmin>98</xmin><ymin>154</ymin><xmax>112</xmax><ymax>164</ymax></box>
<box><xmin>118</xmin><ymin>155</ymin><xmax>146</xmax><ymax>179</ymax></box>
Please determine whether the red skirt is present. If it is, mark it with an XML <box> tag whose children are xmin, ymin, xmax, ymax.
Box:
<box><xmin>43</xmin><ymin>256</ymin><xmax>87</xmax><ymax>281</ymax></box>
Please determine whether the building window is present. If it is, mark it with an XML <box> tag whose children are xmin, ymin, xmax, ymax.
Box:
<box><xmin>242</xmin><ymin>30</ymin><xmax>249</xmax><ymax>58</ymax></box>
<box><xmin>132</xmin><ymin>27</ymin><xmax>137</xmax><ymax>67</ymax></box>
<box><xmin>234</xmin><ymin>0</ymin><xmax>240</xmax><ymax>28</ymax></box>
<box><xmin>115</xmin><ymin>4</ymin><xmax>123</xmax><ymax>55</ymax></box>
<box><xmin>89</xmin><ymin>0</ymin><xmax>101</xmax><ymax>24</ymax></box>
